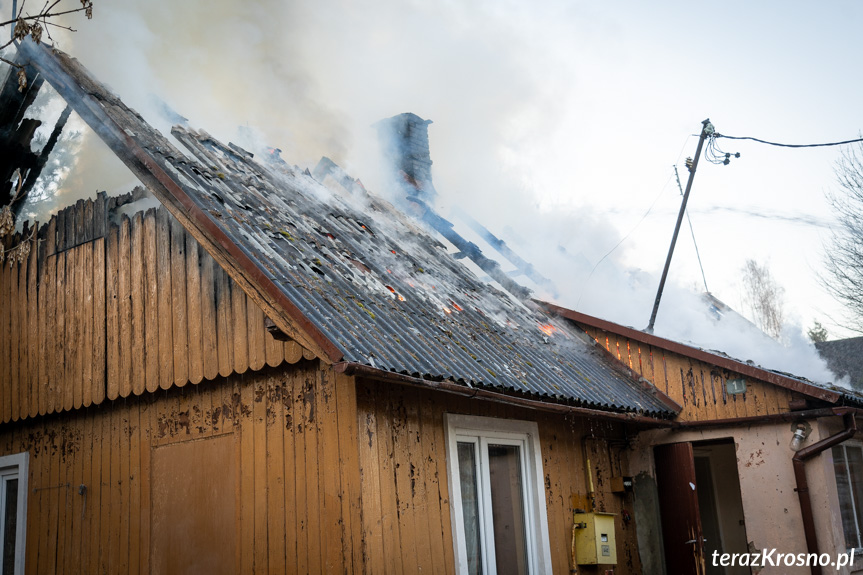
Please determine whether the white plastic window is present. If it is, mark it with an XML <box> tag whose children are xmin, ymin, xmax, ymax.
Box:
<box><xmin>834</xmin><ymin>442</ymin><xmax>863</xmax><ymax>551</ymax></box>
<box><xmin>445</xmin><ymin>414</ymin><xmax>552</xmax><ymax>575</ymax></box>
<box><xmin>0</xmin><ymin>453</ymin><xmax>28</xmax><ymax>575</ymax></box>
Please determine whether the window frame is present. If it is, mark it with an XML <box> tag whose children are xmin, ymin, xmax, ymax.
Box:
<box><xmin>0</xmin><ymin>452</ymin><xmax>28</xmax><ymax>575</ymax></box>
<box><xmin>444</xmin><ymin>414</ymin><xmax>553</xmax><ymax>575</ymax></box>
<box><xmin>833</xmin><ymin>441</ymin><xmax>863</xmax><ymax>553</ymax></box>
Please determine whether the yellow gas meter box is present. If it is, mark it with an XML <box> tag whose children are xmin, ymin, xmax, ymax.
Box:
<box><xmin>573</xmin><ymin>512</ymin><xmax>617</xmax><ymax>565</ymax></box>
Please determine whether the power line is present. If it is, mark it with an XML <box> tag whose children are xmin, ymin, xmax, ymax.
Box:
<box><xmin>575</xmin><ymin>171</ymin><xmax>674</xmax><ymax>309</ymax></box>
<box><xmin>715</xmin><ymin>134</ymin><xmax>863</xmax><ymax>149</ymax></box>
<box><xmin>674</xmin><ymin>165</ymin><xmax>709</xmax><ymax>293</ymax></box>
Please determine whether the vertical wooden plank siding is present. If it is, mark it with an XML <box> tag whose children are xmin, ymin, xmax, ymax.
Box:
<box><xmin>170</xmin><ymin>217</ymin><xmax>189</xmax><ymax>388</ymax></box>
<box><xmin>16</xmin><ymin>232</ymin><xmax>28</xmax><ymax>421</ymax></box>
<box><xmin>0</xmin><ymin>361</ymin><xmax>370</xmax><ymax>574</ymax></box>
<box><xmin>55</xmin><ymin>250</ymin><xmax>67</xmax><ymax>411</ymax></box>
<box><xmin>105</xmin><ymin>225</ymin><xmax>120</xmax><ymax>401</ymax></box>
<box><xmin>36</xmin><ymin>228</ymin><xmax>49</xmax><ymax>416</ymax></box>
<box><xmin>1</xmin><ymin>246</ymin><xmax>12</xmax><ymax>423</ymax></box>
<box><xmin>577</xmin><ymin>326</ymin><xmax>794</xmax><ymax>421</ymax></box>
<box><xmin>185</xmin><ymin>235</ymin><xmax>204</xmax><ymax>385</ymax></box>
<box><xmin>200</xmin><ymin>251</ymin><xmax>219</xmax><ymax>381</ymax></box>
<box><xmin>156</xmin><ymin>208</ymin><xmax>174</xmax><ymax>390</ymax></box>
<box><xmin>130</xmin><ymin>212</ymin><xmax>147</xmax><ymax>396</ymax></box>
<box><xmin>142</xmin><ymin>210</ymin><xmax>160</xmax><ymax>393</ymax></box>
<box><xmin>10</xmin><ymin>241</ymin><xmax>20</xmax><ymax>421</ymax></box>
<box><xmin>81</xmin><ymin>239</ymin><xmax>94</xmax><ymax>408</ymax></box>
<box><xmin>92</xmin><ymin>238</ymin><xmax>107</xmax><ymax>405</ymax></box>
<box><xmin>0</xmin><ymin>202</ymin><xmax>320</xmax><ymax>422</ymax></box>
<box><xmin>232</xmin><ymin>271</ymin><xmax>249</xmax><ymax>374</ymax></box>
<box><xmin>215</xmin><ymin>266</ymin><xmax>234</xmax><ymax>378</ymax></box>
<box><xmin>118</xmin><ymin>217</ymin><xmax>133</xmax><ymax>399</ymax></box>
<box><xmin>26</xmin><ymin>226</ymin><xmax>38</xmax><ymax>418</ymax></box>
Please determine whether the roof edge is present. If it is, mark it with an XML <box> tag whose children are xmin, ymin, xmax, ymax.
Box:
<box><xmin>335</xmin><ymin>362</ymin><xmax>676</xmax><ymax>426</ymax></box>
<box><xmin>539</xmin><ymin>301</ymin><xmax>842</xmax><ymax>405</ymax></box>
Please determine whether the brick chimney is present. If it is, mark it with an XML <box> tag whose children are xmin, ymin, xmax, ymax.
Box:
<box><xmin>374</xmin><ymin>113</ymin><xmax>437</xmax><ymax>202</ymax></box>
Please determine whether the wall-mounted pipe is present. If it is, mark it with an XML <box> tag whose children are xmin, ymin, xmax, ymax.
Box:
<box><xmin>792</xmin><ymin>412</ymin><xmax>857</xmax><ymax>575</ymax></box>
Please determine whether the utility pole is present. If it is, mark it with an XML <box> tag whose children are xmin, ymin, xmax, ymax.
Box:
<box><xmin>646</xmin><ymin>119</ymin><xmax>713</xmax><ymax>333</ymax></box>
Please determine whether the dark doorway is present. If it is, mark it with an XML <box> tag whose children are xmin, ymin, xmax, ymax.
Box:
<box><xmin>654</xmin><ymin>439</ymin><xmax>749</xmax><ymax>575</ymax></box>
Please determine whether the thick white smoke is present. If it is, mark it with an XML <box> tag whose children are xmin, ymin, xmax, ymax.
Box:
<box><xmin>1</xmin><ymin>0</ymin><xmax>848</xmax><ymax>385</ymax></box>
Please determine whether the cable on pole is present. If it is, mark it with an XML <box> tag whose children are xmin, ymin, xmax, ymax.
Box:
<box><xmin>715</xmin><ymin>134</ymin><xmax>863</xmax><ymax>149</ymax></box>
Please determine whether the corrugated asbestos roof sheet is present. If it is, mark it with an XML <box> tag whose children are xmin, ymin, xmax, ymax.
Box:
<box><xmin>21</xmin><ymin>41</ymin><xmax>673</xmax><ymax>417</ymax></box>
<box><xmin>162</xmin><ymin>127</ymin><xmax>672</xmax><ymax>416</ymax></box>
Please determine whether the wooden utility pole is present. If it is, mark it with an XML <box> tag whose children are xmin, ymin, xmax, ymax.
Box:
<box><xmin>646</xmin><ymin>119</ymin><xmax>713</xmax><ymax>333</ymax></box>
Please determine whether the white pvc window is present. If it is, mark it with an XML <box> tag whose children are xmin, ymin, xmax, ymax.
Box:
<box><xmin>0</xmin><ymin>453</ymin><xmax>28</xmax><ymax>575</ymax></box>
<box><xmin>834</xmin><ymin>442</ymin><xmax>863</xmax><ymax>551</ymax></box>
<box><xmin>445</xmin><ymin>414</ymin><xmax>552</xmax><ymax>575</ymax></box>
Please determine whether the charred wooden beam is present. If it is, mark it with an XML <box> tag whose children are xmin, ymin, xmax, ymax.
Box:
<box><xmin>14</xmin><ymin>105</ymin><xmax>72</xmax><ymax>220</ymax></box>
<box><xmin>0</xmin><ymin>51</ymin><xmax>45</xmax><ymax>209</ymax></box>
<box><xmin>452</xmin><ymin>205</ymin><xmax>559</xmax><ymax>297</ymax></box>
<box><xmin>406</xmin><ymin>195</ymin><xmax>532</xmax><ymax>300</ymax></box>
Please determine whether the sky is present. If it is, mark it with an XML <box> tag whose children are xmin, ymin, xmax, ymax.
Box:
<box><xmin>4</xmin><ymin>0</ymin><xmax>863</xmax><ymax>382</ymax></box>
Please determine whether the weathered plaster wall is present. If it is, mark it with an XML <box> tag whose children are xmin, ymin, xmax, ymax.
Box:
<box><xmin>631</xmin><ymin>417</ymin><xmax>863</xmax><ymax>574</ymax></box>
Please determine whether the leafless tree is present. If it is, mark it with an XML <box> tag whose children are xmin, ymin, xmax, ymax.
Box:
<box><xmin>824</xmin><ymin>141</ymin><xmax>863</xmax><ymax>332</ymax></box>
<box><xmin>741</xmin><ymin>258</ymin><xmax>785</xmax><ymax>339</ymax></box>
<box><xmin>0</xmin><ymin>0</ymin><xmax>94</xmax><ymax>81</ymax></box>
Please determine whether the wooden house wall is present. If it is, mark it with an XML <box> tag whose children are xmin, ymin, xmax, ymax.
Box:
<box><xmin>355</xmin><ymin>379</ymin><xmax>644</xmax><ymax>575</ymax></box>
<box><xmin>0</xmin><ymin>359</ymin><xmax>362</xmax><ymax>575</ymax></box>
<box><xmin>0</xmin><ymin>192</ymin><xmax>314</xmax><ymax>424</ymax></box>
<box><xmin>578</xmin><ymin>324</ymin><xmax>794</xmax><ymax>422</ymax></box>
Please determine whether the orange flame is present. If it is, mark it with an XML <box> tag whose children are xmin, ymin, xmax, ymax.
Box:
<box><xmin>385</xmin><ymin>285</ymin><xmax>406</xmax><ymax>301</ymax></box>
<box><xmin>538</xmin><ymin>324</ymin><xmax>557</xmax><ymax>337</ymax></box>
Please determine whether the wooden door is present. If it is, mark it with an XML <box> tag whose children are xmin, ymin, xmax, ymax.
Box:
<box><xmin>151</xmin><ymin>434</ymin><xmax>238</xmax><ymax>575</ymax></box>
<box><xmin>654</xmin><ymin>442</ymin><xmax>706</xmax><ymax>575</ymax></box>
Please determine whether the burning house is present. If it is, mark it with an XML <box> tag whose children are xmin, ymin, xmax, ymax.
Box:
<box><xmin>2</xmin><ymin>37</ymin><xmax>863</xmax><ymax>575</ymax></box>
<box><xmin>0</xmin><ymin>40</ymin><xmax>678</xmax><ymax>575</ymax></box>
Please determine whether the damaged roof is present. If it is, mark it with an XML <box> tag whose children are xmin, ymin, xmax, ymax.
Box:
<box><xmin>17</xmin><ymin>39</ymin><xmax>675</xmax><ymax>417</ymax></box>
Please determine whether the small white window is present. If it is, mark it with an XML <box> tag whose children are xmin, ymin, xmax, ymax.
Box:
<box><xmin>444</xmin><ymin>414</ymin><xmax>552</xmax><ymax>575</ymax></box>
<box><xmin>0</xmin><ymin>453</ymin><xmax>28</xmax><ymax>575</ymax></box>
<box><xmin>834</xmin><ymin>442</ymin><xmax>863</xmax><ymax>551</ymax></box>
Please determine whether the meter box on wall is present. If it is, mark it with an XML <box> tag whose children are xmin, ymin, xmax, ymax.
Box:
<box><xmin>573</xmin><ymin>512</ymin><xmax>617</xmax><ymax>565</ymax></box>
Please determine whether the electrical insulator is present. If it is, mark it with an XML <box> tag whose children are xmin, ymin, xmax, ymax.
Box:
<box><xmin>685</xmin><ymin>157</ymin><xmax>694</xmax><ymax>172</ymax></box>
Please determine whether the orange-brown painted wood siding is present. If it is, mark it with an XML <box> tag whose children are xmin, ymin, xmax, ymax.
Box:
<box><xmin>355</xmin><ymin>379</ymin><xmax>643</xmax><ymax>575</ymax></box>
<box><xmin>578</xmin><ymin>325</ymin><xmax>794</xmax><ymax>422</ymax></box>
<box><xmin>0</xmin><ymin>194</ymin><xmax>314</xmax><ymax>422</ymax></box>
<box><xmin>0</xmin><ymin>360</ymin><xmax>360</xmax><ymax>574</ymax></box>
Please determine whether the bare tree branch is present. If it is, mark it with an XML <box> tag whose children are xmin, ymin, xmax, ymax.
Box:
<box><xmin>741</xmin><ymin>258</ymin><xmax>785</xmax><ymax>339</ymax></box>
<box><xmin>822</xmin><ymin>140</ymin><xmax>863</xmax><ymax>331</ymax></box>
<box><xmin>0</xmin><ymin>0</ymin><xmax>93</xmax><ymax>58</ymax></box>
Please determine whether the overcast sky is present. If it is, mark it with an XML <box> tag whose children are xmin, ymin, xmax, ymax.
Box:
<box><xmin>5</xmin><ymin>0</ymin><xmax>863</xmax><ymax>375</ymax></box>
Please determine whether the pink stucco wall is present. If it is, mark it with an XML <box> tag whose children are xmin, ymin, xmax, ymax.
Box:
<box><xmin>630</xmin><ymin>416</ymin><xmax>863</xmax><ymax>574</ymax></box>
